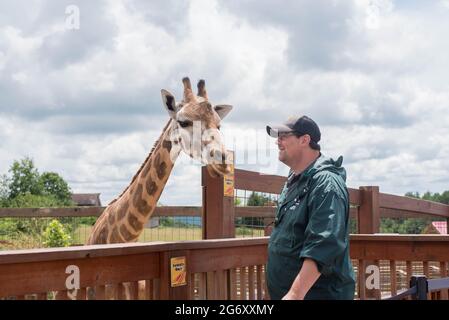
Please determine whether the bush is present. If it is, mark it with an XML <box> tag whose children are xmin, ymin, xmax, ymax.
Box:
<box><xmin>42</xmin><ymin>220</ymin><xmax>71</xmax><ymax>247</ymax></box>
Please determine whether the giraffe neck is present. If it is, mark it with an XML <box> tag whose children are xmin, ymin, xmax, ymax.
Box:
<box><xmin>87</xmin><ymin>120</ymin><xmax>181</xmax><ymax>244</ymax></box>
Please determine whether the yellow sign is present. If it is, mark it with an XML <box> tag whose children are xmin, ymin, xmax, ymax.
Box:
<box><xmin>170</xmin><ymin>256</ymin><xmax>187</xmax><ymax>287</ymax></box>
<box><xmin>224</xmin><ymin>171</ymin><xmax>234</xmax><ymax>197</ymax></box>
<box><xmin>223</xmin><ymin>151</ymin><xmax>235</xmax><ymax>197</ymax></box>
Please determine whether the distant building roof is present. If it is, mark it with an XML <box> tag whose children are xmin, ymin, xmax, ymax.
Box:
<box><xmin>71</xmin><ymin>193</ymin><xmax>102</xmax><ymax>206</ymax></box>
<box><xmin>432</xmin><ymin>221</ymin><xmax>447</xmax><ymax>234</ymax></box>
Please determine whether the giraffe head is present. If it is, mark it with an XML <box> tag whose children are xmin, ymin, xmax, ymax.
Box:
<box><xmin>161</xmin><ymin>77</ymin><xmax>233</xmax><ymax>177</ymax></box>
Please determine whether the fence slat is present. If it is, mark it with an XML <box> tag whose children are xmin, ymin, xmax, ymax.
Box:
<box><xmin>94</xmin><ymin>285</ymin><xmax>106</xmax><ymax>300</ymax></box>
<box><xmin>227</xmin><ymin>269</ymin><xmax>236</xmax><ymax>300</ymax></box>
<box><xmin>77</xmin><ymin>288</ymin><xmax>86</xmax><ymax>300</ymax></box>
<box><xmin>358</xmin><ymin>260</ymin><xmax>366</xmax><ymax>300</ymax></box>
<box><xmin>440</xmin><ymin>262</ymin><xmax>448</xmax><ymax>300</ymax></box>
<box><xmin>36</xmin><ymin>293</ymin><xmax>47</xmax><ymax>300</ymax></box>
<box><xmin>256</xmin><ymin>265</ymin><xmax>263</xmax><ymax>300</ymax></box>
<box><xmin>390</xmin><ymin>260</ymin><xmax>397</xmax><ymax>296</ymax></box>
<box><xmin>248</xmin><ymin>266</ymin><xmax>255</xmax><ymax>300</ymax></box>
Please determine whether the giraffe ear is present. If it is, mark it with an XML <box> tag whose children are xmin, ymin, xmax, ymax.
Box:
<box><xmin>161</xmin><ymin>89</ymin><xmax>180</xmax><ymax>118</ymax></box>
<box><xmin>214</xmin><ymin>105</ymin><xmax>233</xmax><ymax>120</ymax></box>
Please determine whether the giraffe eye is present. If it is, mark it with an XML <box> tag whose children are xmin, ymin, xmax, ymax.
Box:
<box><xmin>178</xmin><ymin>120</ymin><xmax>192</xmax><ymax>128</ymax></box>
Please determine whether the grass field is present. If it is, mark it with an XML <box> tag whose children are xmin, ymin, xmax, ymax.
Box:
<box><xmin>0</xmin><ymin>225</ymin><xmax>265</xmax><ymax>250</ymax></box>
<box><xmin>72</xmin><ymin>225</ymin><xmax>265</xmax><ymax>245</ymax></box>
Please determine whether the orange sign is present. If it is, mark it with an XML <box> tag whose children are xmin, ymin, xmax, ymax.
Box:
<box><xmin>170</xmin><ymin>256</ymin><xmax>187</xmax><ymax>287</ymax></box>
<box><xmin>224</xmin><ymin>172</ymin><xmax>234</xmax><ymax>197</ymax></box>
<box><xmin>223</xmin><ymin>151</ymin><xmax>234</xmax><ymax>197</ymax></box>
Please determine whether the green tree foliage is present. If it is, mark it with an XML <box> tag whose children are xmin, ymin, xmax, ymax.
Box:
<box><xmin>7</xmin><ymin>157</ymin><xmax>42</xmax><ymax>199</ymax></box>
<box><xmin>0</xmin><ymin>157</ymin><xmax>76</xmax><ymax>246</ymax></box>
<box><xmin>238</xmin><ymin>192</ymin><xmax>273</xmax><ymax>228</ymax></box>
<box><xmin>42</xmin><ymin>220</ymin><xmax>71</xmax><ymax>247</ymax></box>
<box><xmin>39</xmin><ymin>172</ymin><xmax>72</xmax><ymax>205</ymax></box>
<box><xmin>0</xmin><ymin>174</ymin><xmax>9</xmax><ymax>207</ymax></box>
<box><xmin>379</xmin><ymin>190</ymin><xmax>449</xmax><ymax>234</ymax></box>
<box><xmin>1</xmin><ymin>157</ymin><xmax>74</xmax><ymax>207</ymax></box>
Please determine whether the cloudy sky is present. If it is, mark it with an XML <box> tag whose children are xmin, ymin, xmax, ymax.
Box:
<box><xmin>1</xmin><ymin>0</ymin><xmax>448</xmax><ymax>206</ymax></box>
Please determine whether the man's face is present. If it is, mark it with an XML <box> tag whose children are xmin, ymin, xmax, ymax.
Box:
<box><xmin>276</xmin><ymin>132</ymin><xmax>302</xmax><ymax>165</ymax></box>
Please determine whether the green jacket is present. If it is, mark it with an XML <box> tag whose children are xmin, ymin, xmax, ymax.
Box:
<box><xmin>267</xmin><ymin>154</ymin><xmax>355</xmax><ymax>300</ymax></box>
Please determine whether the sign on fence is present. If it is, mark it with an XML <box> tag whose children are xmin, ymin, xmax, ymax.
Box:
<box><xmin>170</xmin><ymin>256</ymin><xmax>187</xmax><ymax>287</ymax></box>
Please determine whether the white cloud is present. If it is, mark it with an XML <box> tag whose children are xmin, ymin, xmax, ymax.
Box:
<box><xmin>1</xmin><ymin>0</ymin><xmax>448</xmax><ymax>206</ymax></box>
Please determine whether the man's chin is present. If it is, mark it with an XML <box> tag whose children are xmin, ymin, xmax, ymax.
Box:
<box><xmin>278</xmin><ymin>154</ymin><xmax>287</xmax><ymax>164</ymax></box>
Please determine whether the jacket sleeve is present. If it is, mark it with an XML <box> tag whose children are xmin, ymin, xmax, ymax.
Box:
<box><xmin>299</xmin><ymin>173</ymin><xmax>349</xmax><ymax>276</ymax></box>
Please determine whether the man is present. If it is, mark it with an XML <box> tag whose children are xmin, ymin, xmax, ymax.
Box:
<box><xmin>266</xmin><ymin>115</ymin><xmax>355</xmax><ymax>300</ymax></box>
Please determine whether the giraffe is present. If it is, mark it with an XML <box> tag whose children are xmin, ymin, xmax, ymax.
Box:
<box><xmin>86</xmin><ymin>77</ymin><xmax>233</xmax><ymax>245</ymax></box>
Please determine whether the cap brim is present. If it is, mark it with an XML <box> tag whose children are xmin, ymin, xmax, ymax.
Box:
<box><xmin>266</xmin><ymin>124</ymin><xmax>293</xmax><ymax>138</ymax></box>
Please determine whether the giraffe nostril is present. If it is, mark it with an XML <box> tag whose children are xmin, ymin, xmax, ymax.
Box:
<box><xmin>210</xmin><ymin>150</ymin><xmax>214</xmax><ymax>158</ymax></box>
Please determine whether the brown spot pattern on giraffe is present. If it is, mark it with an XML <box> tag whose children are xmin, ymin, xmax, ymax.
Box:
<box><xmin>157</xmin><ymin>162</ymin><xmax>167</xmax><ymax>180</ymax></box>
<box><xmin>133</xmin><ymin>184</ymin><xmax>151</xmax><ymax>213</ymax></box>
<box><xmin>108</xmin><ymin>210</ymin><xmax>116</xmax><ymax>225</ymax></box>
<box><xmin>146</xmin><ymin>180</ymin><xmax>158</xmax><ymax>196</ymax></box>
<box><xmin>141</xmin><ymin>158</ymin><xmax>153</xmax><ymax>178</ymax></box>
<box><xmin>109</xmin><ymin>226</ymin><xmax>123</xmax><ymax>243</ymax></box>
<box><xmin>117</xmin><ymin>200</ymin><xmax>129</xmax><ymax>220</ymax></box>
<box><xmin>162</xmin><ymin>140</ymin><xmax>172</xmax><ymax>152</ymax></box>
<box><xmin>96</xmin><ymin>225</ymin><xmax>108</xmax><ymax>244</ymax></box>
<box><xmin>119</xmin><ymin>224</ymin><xmax>135</xmax><ymax>240</ymax></box>
<box><xmin>128</xmin><ymin>213</ymin><xmax>143</xmax><ymax>231</ymax></box>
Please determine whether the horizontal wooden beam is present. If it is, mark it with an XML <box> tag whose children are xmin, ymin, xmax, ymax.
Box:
<box><xmin>235</xmin><ymin>206</ymin><xmax>275</xmax><ymax>218</ymax></box>
<box><xmin>379</xmin><ymin>193</ymin><xmax>449</xmax><ymax>218</ymax></box>
<box><xmin>0</xmin><ymin>237</ymin><xmax>270</xmax><ymax>265</ymax></box>
<box><xmin>234</xmin><ymin>169</ymin><xmax>286</xmax><ymax>194</ymax></box>
<box><xmin>0</xmin><ymin>206</ymin><xmax>202</xmax><ymax>218</ymax></box>
<box><xmin>350</xmin><ymin>234</ymin><xmax>449</xmax><ymax>261</ymax></box>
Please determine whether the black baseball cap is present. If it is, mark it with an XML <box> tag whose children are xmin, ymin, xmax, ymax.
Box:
<box><xmin>266</xmin><ymin>115</ymin><xmax>321</xmax><ymax>148</ymax></box>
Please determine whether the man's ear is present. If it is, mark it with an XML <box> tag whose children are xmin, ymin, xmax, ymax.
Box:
<box><xmin>161</xmin><ymin>89</ymin><xmax>180</xmax><ymax>119</ymax></box>
<box><xmin>214</xmin><ymin>105</ymin><xmax>233</xmax><ymax>120</ymax></box>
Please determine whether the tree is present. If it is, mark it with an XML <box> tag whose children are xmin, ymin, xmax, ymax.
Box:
<box><xmin>7</xmin><ymin>157</ymin><xmax>42</xmax><ymax>199</ymax></box>
<box><xmin>1</xmin><ymin>157</ymin><xmax>73</xmax><ymax>207</ymax></box>
<box><xmin>380</xmin><ymin>190</ymin><xmax>449</xmax><ymax>234</ymax></box>
<box><xmin>39</xmin><ymin>172</ymin><xmax>72</xmax><ymax>204</ymax></box>
<box><xmin>0</xmin><ymin>174</ymin><xmax>9</xmax><ymax>206</ymax></box>
<box><xmin>0</xmin><ymin>157</ymin><xmax>76</xmax><ymax>247</ymax></box>
<box><xmin>239</xmin><ymin>192</ymin><xmax>272</xmax><ymax>227</ymax></box>
<box><xmin>405</xmin><ymin>191</ymin><xmax>420</xmax><ymax>199</ymax></box>
<box><xmin>439</xmin><ymin>191</ymin><xmax>449</xmax><ymax>205</ymax></box>
<box><xmin>42</xmin><ymin>220</ymin><xmax>71</xmax><ymax>247</ymax></box>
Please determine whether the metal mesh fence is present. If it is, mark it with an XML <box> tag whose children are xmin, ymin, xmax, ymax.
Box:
<box><xmin>234</xmin><ymin>189</ymin><xmax>278</xmax><ymax>238</ymax></box>
<box><xmin>0</xmin><ymin>215</ymin><xmax>204</xmax><ymax>250</ymax></box>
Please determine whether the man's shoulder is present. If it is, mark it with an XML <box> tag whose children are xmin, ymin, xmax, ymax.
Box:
<box><xmin>309</xmin><ymin>171</ymin><xmax>348</xmax><ymax>198</ymax></box>
<box><xmin>310</xmin><ymin>170</ymin><xmax>343</xmax><ymax>184</ymax></box>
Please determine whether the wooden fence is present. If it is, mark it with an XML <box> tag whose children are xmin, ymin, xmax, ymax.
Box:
<box><xmin>0</xmin><ymin>238</ymin><xmax>268</xmax><ymax>300</ymax></box>
<box><xmin>1</xmin><ymin>165</ymin><xmax>449</xmax><ymax>299</ymax></box>
<box><xmin>1</xmin><ymin>235</ymin><xmax>449</xmax><ymax>300</ymax></box>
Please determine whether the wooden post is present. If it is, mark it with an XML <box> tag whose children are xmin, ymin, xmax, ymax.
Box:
<box><xmin>201</xmin><ymin>151</ymin><xmax>235</xmax><ymax>239</ymax></box>
<box><xmin>357</xmin><ymin>186</ymin><xmax>380</xmax><ymax>234</ymax></box>
<box><xmin>357</xmin><ymin>186</ymin><xmax>381</xmax><ymax>299</ymax></box>
<box><xmin>160</xmin><ymin>250</ymin><xmax>191</xmax><ymax>300</ymax></box>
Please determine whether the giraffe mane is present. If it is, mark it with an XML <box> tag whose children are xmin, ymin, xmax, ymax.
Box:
<box><xmin>107</xmin><ymin>119</ymin><xmax>173</xmax><ymax>205</ymax></box>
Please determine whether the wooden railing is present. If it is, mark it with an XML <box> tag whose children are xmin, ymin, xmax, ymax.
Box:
<box><xmin>232</xmin><ymin>169</ymin><xmax>449</xmax><ymax>234</ymax></box>
<box><xmin>1</xmin><ymin>166</ymin><xmax>449</xmax><ymax>300</ymax></box>
<box><xmin>1</xmin><ymin>235</ymin><xmax>449</xmax><ymax>300</ymax></box>
<box><xmin>0</xmin><ymin>238</ymin><xmax>268</xmax><ymax>300</ymax></box>
<box><xmin>351</xmin><ymin>234</ymin><xmax>449</xmax><ymax>300</ymax></box>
